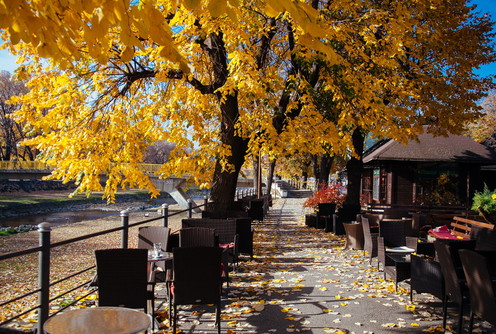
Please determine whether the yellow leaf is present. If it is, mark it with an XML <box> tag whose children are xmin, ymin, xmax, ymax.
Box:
<box><xmin>208</xmin><ymin>0</ymin><xmax>227</xmax><ymax>17</ymax></box>
<box><xmin>120</xmin><ymin>47</ymin><xmax>134</xmax><ymax>63</ymax></box>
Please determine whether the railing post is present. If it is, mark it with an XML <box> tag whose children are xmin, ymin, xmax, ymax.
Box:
<box><xmin>161</xmin><ymin>204</ymin><xmax>169</xmax><ymax>227</ymax></box>
<box><xmin>204</xmin><ymin>196</ymin><xmax>208</xmax><ymax>211</ymax></box>
<box><xmin>120</xmin><ymin>209</ymin><xmax>130</xmax><ymax>249</ymax></box>
<box><xmin>37</xmin><ymin>222</ymin><xmax>51</xmax><ymax>334</ymax></box>
<box><xmin>188</xmin><ymin>199</ymin><xmax>193</xmax><ymax>218</ymax></box>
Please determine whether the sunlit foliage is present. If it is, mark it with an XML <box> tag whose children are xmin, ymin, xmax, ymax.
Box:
<box><xmin>0</xmin><ymin>0</ymin><xmax>494</xmax><ymax>206</ymax></box>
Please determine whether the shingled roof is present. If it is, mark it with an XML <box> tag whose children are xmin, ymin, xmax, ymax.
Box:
<box><xmin>363</xmin><ymin>127</ymin><xmax>496</xmax><ymax>164</ymax></box>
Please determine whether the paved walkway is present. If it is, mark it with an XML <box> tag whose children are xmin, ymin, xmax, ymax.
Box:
<box><xmin>157</xmin><ymin>197</ymin><xmax>470</xmax><ymax>334</ymax></box>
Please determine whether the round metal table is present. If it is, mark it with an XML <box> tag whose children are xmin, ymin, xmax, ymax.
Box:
<box><xmin>43</xmin><ymin>307</ymin><xmax>151</xmax><ymax>334</ymax></box>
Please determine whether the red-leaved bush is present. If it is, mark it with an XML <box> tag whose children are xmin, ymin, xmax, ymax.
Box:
<box><xmin>303</xmin><ymin>182</ymin><xmax>346</xmax><ymax>211</ymax></box>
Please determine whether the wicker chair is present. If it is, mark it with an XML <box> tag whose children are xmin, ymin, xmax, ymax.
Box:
<box><xmin>179</xmin><ymin>227</ymin><xmax>217</xmax><ymax>247</ymax></box>
<box><xmin>434</xmin><ymin>240</ymin><xmax>475</xmax><ymax>334</ymax></box>
<box><xmin>182</xmin><ymin>218</ymin><xmax>240</xmax><ymax>267</ymax></box>
<box><xmin>459</xmin><ymin>249</ymin><xmax>496</xmax><ymax>333</ymax></box>
<box><xmin>316</xmin><ymin>203</ymin><xmax>336</xmax><ymax>230</ymax></box>
<box><xmin>377</xmin><ymin>219</ymin><xmax>413</xmax><ymax>272</ymax></box>
<box><xmin>332</xmin><ymin>205</ymin><xmax>361</xmax><ymax>235</ymax></box>
<box><xmin>138</xmin><ymin>226</ymin><xmax>171</xmax><ymax>281</ymax></box>
<box><xmin>170</xmin><ymin>247</ymin><xmax>223</xmax><ymax>334</ymax></box>
<box><xmin>95</xmin><ymin>248</ymin><xmax>154</xmax><ymax>325</ymax></box>
<box><xmin>179</xmin><ymin>227</ymin><xmax>229</xmax><ymax>285</ymax></box>
<box><xmin>410</xmin><ymin>253</ymin><xmax>444</xmax><ymax>302</ymax></box>
<box><xmin>361</xmin><ymin>216</ymin><xmax>378</xmax><ymax>266</ymax></box>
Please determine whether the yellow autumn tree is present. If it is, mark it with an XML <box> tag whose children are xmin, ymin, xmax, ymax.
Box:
<box><xmin>1</xmin><ymin>0</ymin><xmax>494</xmax><ymax>214</ymax></box>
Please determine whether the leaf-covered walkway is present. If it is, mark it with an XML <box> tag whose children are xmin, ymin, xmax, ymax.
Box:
<box><xmin>157</xmin><ymin>197</ymin><xmax>458</xmax><ymax>334</ymax></box>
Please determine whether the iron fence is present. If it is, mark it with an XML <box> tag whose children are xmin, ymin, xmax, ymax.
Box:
<box><xmin>0</xmin><ymin>189</ymin><xmax>257</xmax><ymax>333</ymax></box>
<box><xmin>0</xmin><ymin>202</ymin><xmax>194</xmax><ymax>333</ymax></box>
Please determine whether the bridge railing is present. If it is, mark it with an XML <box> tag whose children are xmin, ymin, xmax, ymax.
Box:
<box><xmin>0</xmin><ymin>161</ymin><xmax>164</xmax><ymax>173</ymax></box>
<box><xmin>0</xmin><ymin>198</ymin><xmax>210</xmax><ymax>333</ymax></box>
<box><xmin>0</xmin><ymin>161</ymin><xmax>52</xmax><ymax>170</ymax></box>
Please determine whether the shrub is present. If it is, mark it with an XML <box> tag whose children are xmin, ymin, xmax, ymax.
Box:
<box><xmin>303</xmin><ymin>182</ymin><xmax>346</xmax><ymax>211</ymax></box>
<box><xmin>471</xmin><ymin>184</ymin><xmax>496</xmax><ymax>222</ymax></box>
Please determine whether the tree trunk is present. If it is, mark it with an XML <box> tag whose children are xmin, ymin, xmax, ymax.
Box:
<box><xmin>209</xmin><ymin>92</ymin><xmax>249</xmax><ymax>216</ymax></box>
<box><xmin>253</xmin><ymin>156</ymin><xmax>259</xmax><ymax>195</ymax></box>
<box><xmin>318</xmin><ymin>154</ymin><xmax>334</xmax><ymax>185</ymax></box>
<box><xmin>266</xmin><ymin>160</ymin><xmax>277</xmax><ymax>196</ymax></box>
<box><xmin>311</xmin><ymin>154</ymin><xmax>333</xmax><ymax>188</ymax></box>
<box><xmin>345</xmin><ymin>128</ymin><xmax>365</xmax><ymax>206</ymax></box>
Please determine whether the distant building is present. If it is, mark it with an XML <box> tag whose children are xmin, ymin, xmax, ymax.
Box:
<box><xmin>361</xmin><ymin>126</ymin><xmax>496</xmax><ymax>206</ymax></box>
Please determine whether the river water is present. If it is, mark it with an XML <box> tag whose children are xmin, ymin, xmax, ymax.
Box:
<box><xmin>1</xmin><ymin>209</ymin><xmax>122</xmax><ymax>228</ymax></box>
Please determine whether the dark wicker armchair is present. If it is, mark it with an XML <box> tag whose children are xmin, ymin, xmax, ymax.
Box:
<box><xmin>332</xmin><ymin>205</ymin><xmax>361</xmax><ymax>235</ymax></box>
<box><xmin>179</xmin><ymin>227</ymin><xmax>217</xmax><ymax>247</ymax></box>
<box><xmin>459</xmin><ymin>249</ymin><xmax>496</xmax><ymax>333</ymax></box>
<box><xmin>181</xmin><ymin>218</ymin><xmax>240</xmax><ymax>266</ymax></box>
<box><xmin>170</xmin><ymin>247</ymin><xmax>223</xmax><ymax>334</ymax></box>
<box><xmin>377</xmin><ymin>219</ymin><xmax>413</xmax><ymax>272</ymax></box>
<box><xmin>138</xmin><ymin>226</ymin><xmax>171</xmax><ymax>281</ymax></box>
<box><xmin>316</xmin><ymin>203</ymin><xmax>336</xmax><ymax>230</ymax></box>
<box><xmin>95</xmin><ymin>249</ymin><xmax>154</xmax><ymax>323</ymax></box>
<box><xmin>410</xmin><ymin>254</ymin><xmax>444</xmax><ymax>302</ymax></box>
<box><xmin>179</xmin><ymin>227</ymin><xmax>230</xmax><ymax>285</ymax></box>
<box><xmin>361</xmin><ymin>216</ymin><xmax>378</xmax><ymax>266</ymax></box>
<box><xmin>434</xmin><ymin>240</ymin><xmax>475</xmax><ymax>334</ymax></box>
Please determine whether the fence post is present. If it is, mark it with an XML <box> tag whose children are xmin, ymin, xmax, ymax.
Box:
<box><xmin>37</xmin><ymin>222</ymin><xmax>51</xmax><ymax>334</ymax></box>
<box><xmin>120</xmin><ymin>209</ymin><xmax>130</xmax><ymax>249</ymax></box>
<box><xmin>188</xmin><ymin>199</ymin><xmax>193</xmax><ymax>218</ymax></box>
<box><xmin>203</xmin><ymin>196</ymin><xmax>208</xmax><ymax>211</ymax></box>
<box><xmin>161</xmin><ymin>204</ymin><xmax>169</xmax><ymax>227</ymax></box>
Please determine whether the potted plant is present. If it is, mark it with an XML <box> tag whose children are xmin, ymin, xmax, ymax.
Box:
<box><xmin>471</xmin><ymin>185</ymin><xmax>496</xmax><ymax>223</ymax></box>
<box><xmin>303</xmin><ymin>183</ymin><xmax>346</xmax><ymax>228</ymax></box>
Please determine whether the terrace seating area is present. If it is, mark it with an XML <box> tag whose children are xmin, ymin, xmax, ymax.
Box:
<box><xmin>2</xmin><ymin>196</ymin><xmax>496</xmax><ymax>333</ymax></box>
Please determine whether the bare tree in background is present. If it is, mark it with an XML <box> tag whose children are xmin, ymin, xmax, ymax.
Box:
<box><xmin>467</xmin><ymin>91</ymin><xmax>496</xmax><ymax>149</ymax></box>
<box><xmin>0</xmin><ymin>71</ymin><xmax>35</xmax><ymax>161</ymax></box>
<box><xmin>143</xmin><ymin>141</ymin><xmax>175</xmax><ymax>164</ymax></box>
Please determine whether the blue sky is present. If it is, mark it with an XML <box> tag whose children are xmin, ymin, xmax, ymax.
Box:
<box><xmin>470</xmin><ymin>0</ymin><xmax>496</xmax><ymax>78</ymax></box>
<box><xmin>1</xmin><ymin>1</ymin><xmax>495</xmax><ymax>78</ymax></box>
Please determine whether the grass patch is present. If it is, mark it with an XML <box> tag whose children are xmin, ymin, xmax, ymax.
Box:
<box><xmin>0</xmin><ymin>229</ymin><xmax>19</xmax><ymax>236</ymax></box>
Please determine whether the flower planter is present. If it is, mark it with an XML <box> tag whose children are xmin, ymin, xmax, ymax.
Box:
<box><xmin>305</xmin><ymin>213</ymin><xmax>317</xmax><ymax>227</ymax></box>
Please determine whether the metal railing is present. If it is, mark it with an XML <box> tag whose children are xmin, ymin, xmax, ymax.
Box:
<box><xmin>0</xmin><ymin>187</ymin><xmax>260</xmax><ymax>333</ymax></box>
<box><xmin>287</xmin><ymin>179</ymin><xmax>317</xmax><ymax>191</ymax></box>
<box><xmin>0</xmin><ymin>198</ymin><xmax>212</xmax><ymax>333</ymax></box>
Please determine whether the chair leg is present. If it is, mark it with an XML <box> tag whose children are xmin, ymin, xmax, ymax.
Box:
<box><xmin>173</xmin><ymin>304</ymin><xmax>177</xmax><ymax>334</ymax></box>
<box><xmin>457</xmin><ymin>302</ymin><xmax>464</xmax><ymax>334</ymax></box>
<box><xmin>468</xmin><ymin>311</ymin><xmax>474</xmax><ymax>334</ymax></box>
<box><xmin>442</xmin><ymin>294</ymin><xmax>448</xmax><ymax>330</ymax></box>
<box><xmin>168</xmin><ymin>287</ymin><xmax>173</xmax><ymax>329</ymax></box>
<box><xmin>216</xmin><ymin>302</ymin><xmax>221</xmax><ymax>334</ymax></box>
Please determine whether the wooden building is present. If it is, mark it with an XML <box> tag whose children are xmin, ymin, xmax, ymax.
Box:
<box><xmin>361</xmin><ymin>127</ymin><xmax>496</xmax><ymax>206</ymax></box>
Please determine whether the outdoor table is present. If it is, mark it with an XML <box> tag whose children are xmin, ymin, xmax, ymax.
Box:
<box><xmin>43</xmin><ymin>307</ymin><xmax>151</xmax><ymax>334</ymax></box>
<box><xmin>428</xmin><ymin>225</ymin><xmax>470</xmax><ymax>240</ymax></box>
<box><xmin>384</xmin><ymin>253</ymin><xmax>411</xmax><ymax>291</ymax></box>
<box><xmin>148</xmin><ymin>251</ymin><xmax>173</xmax><ymax>282</ymax></box>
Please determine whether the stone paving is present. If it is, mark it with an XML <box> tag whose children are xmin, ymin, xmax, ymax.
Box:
<box><xmin>155</xmin><ymin>197</ymin><xmax>496</xmax><ymax>334</ymax></box>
